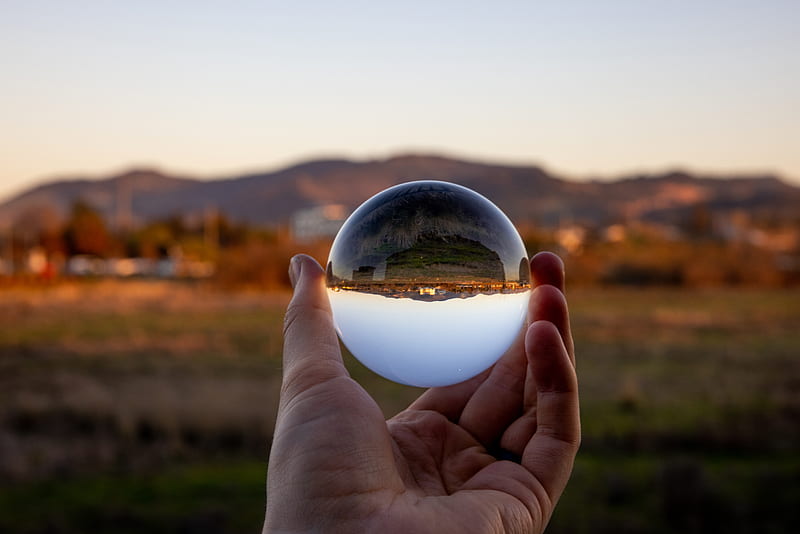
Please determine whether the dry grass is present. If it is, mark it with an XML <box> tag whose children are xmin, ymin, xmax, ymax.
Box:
<box><xmin>0</xmin><ymin>280</ymin><xmax>798</xmax><ymax>533</ymax></box>
<box><xmin>1</xmin><ymin>281</ymin><xmax>289</xmax><ymax>479</ymax></box>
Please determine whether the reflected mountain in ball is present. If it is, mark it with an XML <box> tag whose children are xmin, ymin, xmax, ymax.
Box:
<box><xmin>327</xmin><ymin>181</ymin><xmax>530</xmax><ymax>301</ymax></box>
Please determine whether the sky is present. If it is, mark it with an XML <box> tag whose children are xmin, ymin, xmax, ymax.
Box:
<box><xmin>329</xmin><ymin>289</ymin><xmax>529</xmax><ymax>387</ymax></box>
<box><xmin>2</xmin><ymin>1</ymin><xmax>798</xmax><ymax>202</ymax></box>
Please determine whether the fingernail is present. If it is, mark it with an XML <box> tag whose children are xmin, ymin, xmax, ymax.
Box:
<box><xmin>289</xmin><ymin>256</ymin><xmax>301</xmax><ymax>288</ymax></box>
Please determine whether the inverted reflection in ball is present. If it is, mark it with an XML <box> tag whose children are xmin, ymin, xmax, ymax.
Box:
<box><xmin>326</xmin><ymin>180</ymin><xmax>531</xmax><ymax>387</ymax></box>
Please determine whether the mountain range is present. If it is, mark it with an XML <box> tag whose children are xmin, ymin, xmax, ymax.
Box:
<box><xmin>1</xmin><ymin>154</ymin><xmax>798</xmax><ymax>230</ymax></box>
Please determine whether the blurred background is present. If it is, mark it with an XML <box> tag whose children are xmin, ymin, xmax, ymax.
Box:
<box><xmin>1</xmin><ymin>1</ymin><xmax>798</xmax><ymax>533</ymax></box>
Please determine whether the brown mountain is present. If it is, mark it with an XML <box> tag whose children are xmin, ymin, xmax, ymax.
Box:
<box><xmin>1</xmin><ymin>154</ymin><xmax>798</xmax><ymax>229</ymax></box>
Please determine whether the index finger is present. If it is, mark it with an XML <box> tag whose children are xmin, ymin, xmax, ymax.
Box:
<box><xmin>531</xmin><ymin>251</ymin><xmax>564</xmax><ymax>292</ymax></box>
<box><xmin>530</xmin><ymin>252</ymin><xmax>574</xmax><ymax>365</ymax></box>
<box><xmin>521</xmin><ymin>320</ymin><xmax>580</xmax><ymax>502</ymax></box>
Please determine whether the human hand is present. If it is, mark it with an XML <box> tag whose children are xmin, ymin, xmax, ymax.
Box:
<box><xmin>263</xmin><ymin>252</ymin><xmax>579</xmax><ymax>534</ymax></box>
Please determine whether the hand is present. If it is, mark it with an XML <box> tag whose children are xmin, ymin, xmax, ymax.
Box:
<box><xmin>264</xmin><ymin>252</ymin><xmax>579</xmax><ymax>534</ymax></box>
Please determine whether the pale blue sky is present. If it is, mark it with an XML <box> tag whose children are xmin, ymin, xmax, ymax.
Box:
<box><xmin>2</xmin><ymin>1</ymin><xmax>798</xmax><ymax>201</ymax></box>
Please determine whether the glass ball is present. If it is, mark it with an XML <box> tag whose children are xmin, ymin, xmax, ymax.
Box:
<box><xmin>326</xmin><ymin>180</ymin><xmax>531</xmax><ymax>387</ymax></box>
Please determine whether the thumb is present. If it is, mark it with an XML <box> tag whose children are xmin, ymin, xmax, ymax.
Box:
<box><xmin>281</xmin><ymin>255</ymin><xmax>348</xmax><ymax>398</ymax></box>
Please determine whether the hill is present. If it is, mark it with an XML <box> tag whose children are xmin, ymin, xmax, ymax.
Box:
<box><xmin>1</xmin><ymin>155</ymin><xmax>798</xmax><ymax>229</ymax></box>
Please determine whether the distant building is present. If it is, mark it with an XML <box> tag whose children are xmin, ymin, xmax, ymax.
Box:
<box><xmin>65</xmin><ymin>251</ymin><xmax>214</xmax><ymax>279</ymax></box>
<box><xmin>556</xmin><ymin>225</ymin><xmax>586</xmax><ymax>254</ymax></box>
<box><xmin>291</xmin><ymin>205</ymin><xmax>348</xmax><ymax>242</ymax></box>
<box><xmin>26</xmin><ymin>247</ymin><xmax>48</xmax><ymax>275</ymax></box>
<box><xmin>603</xmin><ymin>224</ymin><xmax>627</xmax><ymax>243</ymax></box>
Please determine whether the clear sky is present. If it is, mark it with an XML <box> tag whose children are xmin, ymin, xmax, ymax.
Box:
<box><xmin>2</xmin><ymin>1</ymin><xmax>798</xmax><ymax>201</ymax></box>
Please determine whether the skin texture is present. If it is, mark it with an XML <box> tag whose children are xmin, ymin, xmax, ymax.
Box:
<box><xmin>264</xmin><ymin>252</ymin><xmax>580</xmax><ymax>534</ymax></box>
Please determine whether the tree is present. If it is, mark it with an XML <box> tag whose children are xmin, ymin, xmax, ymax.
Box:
<box><xmin>63</xmin><ymin>201</ymin><xmax>111</xmax><ymax>256</ymax></box>
<box><xmin>683</xmin><ymin>204</ymin><xmax>714</xmax><ymax>240</ymax></box>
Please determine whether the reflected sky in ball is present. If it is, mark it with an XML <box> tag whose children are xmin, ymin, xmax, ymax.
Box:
<box><xmin>328</xmin><ymin>289</ymin><xmax>529</xmax><ymax>387</ymax></box>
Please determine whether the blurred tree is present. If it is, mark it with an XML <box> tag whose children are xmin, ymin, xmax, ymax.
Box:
<box><xmin>683</xmin><ymin>204</ymin><xmax>714</xmax><ymax>240</ymax></box>
<box><xmin>13</xmin><ymin>204</ymin><xmax>66</xmax><ymax>256</ymax></box>
<box><xmin>216</xmin><ymin>213</ymin><xmax>250</xmax><ymax>248</ymax></box>
<box><xmin>63</xmin><ymin>202</ymin><xmax>112</xmax><ymax>257</ymax></box>
<box><xmin>136</xmin><ymin>221</ymin><xmax>176</xmax><ymax>258</ymax></box>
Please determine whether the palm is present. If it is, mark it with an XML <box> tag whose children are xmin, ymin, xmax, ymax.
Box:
<box><xmin>389</xmin><ymin>410</ymin><xmax>496</xmax><ymax>498</ymax></box>
<box><xmin>385</xmin><ymin>409</ymin><xmax>543</xmax><ymax>533</ymax></box>
<box><xmin>265</xmin><ymin>253</ymin><xmax>579</xmax><ymax>534</ymax></box>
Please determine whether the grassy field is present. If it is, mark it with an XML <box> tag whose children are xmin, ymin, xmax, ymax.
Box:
<box><xmin>1</xmin><ymin>281</ymin><xmax>798</xmax><ymax>533</ymax></box>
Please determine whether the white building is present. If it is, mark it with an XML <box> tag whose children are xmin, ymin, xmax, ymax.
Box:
<box><xmin>291</xmin><ymin>205</ymin><xmax>348</xmax><ymax>242</ymax></box>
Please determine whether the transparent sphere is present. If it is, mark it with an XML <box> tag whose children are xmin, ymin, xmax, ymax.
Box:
<box><xmin>326</xmin><ymin>180</ymin><xmax>531</xmax><ymax>387</ymax></box>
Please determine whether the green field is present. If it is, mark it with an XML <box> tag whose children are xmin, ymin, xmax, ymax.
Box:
<box><xmin>1</xmin><ymin>281</ymin><xmax>798</xmax><ymax>533</ymax></box>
